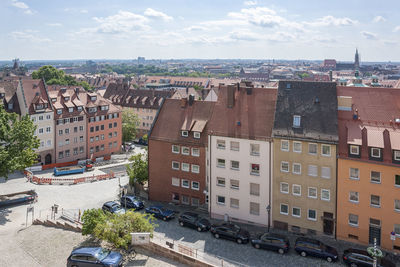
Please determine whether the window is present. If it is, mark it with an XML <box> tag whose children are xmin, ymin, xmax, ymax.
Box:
<box><xmin>293</xmin><ymin>141</ymin><xmax>302</xmax><ymax>153</ymax></box>
<box><xmin>308</xmin><ymin>143</ymin><xmax>317</xmax><ymax>155</ymax></box>
<box><xmin>396</xmin><ymin>175</ymin><xmax>400</xmax><ymax>187</ymax></box>
<box><xmin>59</xmin><ymin>141</ymin><xmax>63</xmax><ymax>147</ymax></box>
<box><xmin>217</xmin><ymin>177</ymin><xmax>225</xmax><ymax>187</ymax></box>
<box><xmin>96</xmin><ymin>146</ymin><xmax>99</xmax><ymax>152</ymax></box>
<box><xmin>191</xmin><ymin>148</ymin><xmax>199</xmax><ymax>157</ymax></box>
<box><xmin>191</xmin><ymin>197</ymin><xmax>199</xmax><ymax>207</ymax></box>
<box><xmin>65</xmin><ymin>139</ymin><xmax>70</xmax><ymax>145</ymax></box>
<box><xmin>322</xmin><ymin>145</ymin><xmax>331</xmax><ymax>156</ymax></box>
<box><xmin>371</xmin><ymin>195</ymin><xmax>380</xmax><ymax>207</ymax></box>
<box><xmin>58</xmin><ymin>152</ymin><xmax>63</xmax><ymax>159</ymax></box>
<box><xmin>108</xmin><ymin>133</ymin><xmax>112</xmax><ymax>138</ymax></box>
<box><xmin>181</xmin><ymin>163</ymin><xmax>190</xmax><ymax>172</ymax></box>
<box><xmin>217</xmin><ymin>195</ymin><xmax>225</xmax><ymax>205</ymax></box>
<box><xmin>281</xmin><ymin>161</ymin><xmax>289</xmax><ymax>172</ymax></box>
<box><xmin>371</xmin><ymin>147</ymin><xmax>381</xmax><ymax>158</ymax></box>
<box><xmin>281</xmin><ymin>140</ymin><xmax>289</xmax><ymax>151</ymax></box>
<box><xmin>293</xmin><ymin>115</ymin><xmax>301</xmax><ymax>127</ymax></box>
<box><xmin>90</xmin><ymin>127</ymin><xmax>94</xmax><ymax>133</ymax></box>
<box><xmin>65</xmin><ymin>128</ymin><xmax>69</xmax><ymax>134</ymax></box>
<box><xmin>68</xmin><ymin>107</ymin><xmax>74</xmax><ymax>113</ymax></box>
<box><xmin>191</xmin><ymin>181</ymin><xmax>199</xmax><ymax>190</ymax></box>
<box><xmin>172</xmin><ymin>177</ymin><xmax>179</xmax><ymax>188</ymax></box>
<box><xmin>79</xmin><ymin>146</ymin><xmax>84</xmax><ymax>153</ymax></box>
<box><xmin>230</xmin><ymin>141</ymin><xmax>239</xmax><ymax>151</ymax></box>
<box><xmin>113</xmin><ymin>141</ymin><xmax>117</xmax><ymax>147</ymax></box>
<box><xmin>65</xmin><ymin>150</ymin><xmax>70</xmax><ymax>157</ymax></box>
<box><xmin>46</xmin><ymin>140</ymin><xmax>51</xmax><ymax>147</ymax></box>
<box><xmin>109</xmin><ymin>123</ymin><xmax>112</xmax><ymax>129</ymax></box>
<box><xmin>73</xmin><ymin>127</ymin><xmax>78</xmax><ymax>133</ymax></box>
<box><xmin>113</xmin><ymin>122</ymin><xmax>117</xmax><ymax>128</ymax></box>
<box><xmin>46</xmin><ymin>114</ymin><xmax>51</xmax><ymax>120</ymax></box>
<box><xmin>57</xmin><ymin>109</ymin><xmax>62</xmax><ymax>115</ymax></box>
<box><xmin>217</xmin><ymin>139</ymin><xmax>225</xmax><ymax>149</ymax></box>
<box><xmin>191</xmin><ymin>164</ymin><xmax>199</xmax><ymax>174</ymax></box>
<box><xmin>250</xmin><ymin>183</ymin><xmax>260</xmax><ymax>197</ymax></box>
<box><xmin>350</xmin><ymin>168</ymin><xmax>359</xmax><ymax>180</ymax></box>
<box><xmin>181</xmin><ymin>146</ymin><xmax>190</xmax><ymax>155</ymax></box>
<box><xmin>101</xmin><ymin>134</ymin><xmax>104</xmax><ymax>140</ymax></box>
<box><xmin>181</xmin><ymin>179</ymin><xmax>189</xmax><ymax>188</ymax></box>
<box><xmin>90</xmin><ymin>137</ymin><xmax>94</xmax><ymax>143</ymax></box>
<box><xmin>308</xmin><ymin>209</ymin><xmax>317</xmax><ymax>221</ymax></box>
<box><xmin>350</xmin><ymin>145</ymin><xmax>360</xmax><ymax>155</ymax></box>
<box><xmin>280</xmin><ymin>204</ymin><xmax>289</xmax><ymax>215</ymax></box>
<box><xmin>38</xmin><ymin>128</ymin><xmax>44</xmax><ymax>134</ymax></box>
<box><xmin>217</xmin><ymin>159</ymin><xmax>225</xmax><ymax>168</ymax></box>
<box><xmin>371</xmin><ymin>171</ymin><xmax>381</xmax><ymax>183</ymax></box>
<box><xmin>349</xmin><ymin>214</ymin><xmax>358</xmax><ymax>226</ymax></box>
<box><xmin>350</xmin><ymin>191</ymin><xmax>359</xmax><ymax>203</ymax></box>
<box><xmin>181</xmin><ymin>195</ymin><xmax>190</xmax><ymax>205</ymax></box>
<box><xmin>395</xmin><ymin>224</ymin><xmax>400</xmax><ymax>235</ymax></box>
<box><xmin>80</xmin><ymin>136</ymin><xmax>84</xmax><ymax>142</ymax></box>
<box><xmin>250</xmin><ymin>202</ymin><xmax>260</xmax><ymax>215</ymax></box>
<box><xmin>230</xmin><ymin>179</ymin><xmax>239</xmax><ymax>190</ymax></box>
<box><xmin>308</xmin><ymin>165</ymin><xmax>318</xmax><ymax>177</ymax></box>
<box><xmin>308</xmin><ymin>187</ymin><xmax>317</xmax><ymax>199</ymax></box>
<box><xmin>193</xmin><ymin>132</ymin><xmax>200</xmax><ymax>139</ymax></box>
<box><xmin>100</xmin><ymin>125</ymin><xmax>104</xmax><ymax>130</ymax></box>
<box><xmin>292</xmin><ymin>163</ymin><xmax>301</xmax><ymax>174</ymax></box>
<box><xmin>321</xmin><ymin>167</ymin><xmax>331</xmax><ymax>179</ymax></box>
<box><xmin>181</xmin><ymin>131</ymin><xmax>188</xmax><ymax>137</ymax></box>
<box><xmin>172</xmin><ymin>161</ymin><xmax>180</xmax><ymax>170</ymax></box>
<box><xmin>250</xmin><ymin>144</ymin><xmax>260</xmax><ymax>156</ymax></box>
<box><xmin>58</xmin><ymin>130</ymin><xmax>63</xmax><ymax>136</ymax></box>
<box><xmin>108</xmin><ymin>142</ymin><xmax>112</xmax><ymax>149</ymax></box>
<box><xmin>280</xmin><ymin>182</ymin><xmax>289</xmax><ymax>194</ymax></box>
<box><xmin>100</xmin><ymin>144</ymin><xmax>104</xmax><ymax>151</ymax></box>
<box><xmin>395</xmin><ymin>151</ymin><xmax>400</xmax><ymax>161</ymax></box>
<box><xmin>250</xmin><ymin>164</ymin><xmax>260</xmax><ymax>175</ymax></box>
<box><xmin>46</xmin><ymin>127</ymin><xmax>51</xmax><ymax>133</ymax></box>
<box><xmin>95</xmin><ymin>136</ymin><xmax>99</xmax><ymax>141</ymax></box>
<box><xmin>230</xmin><ymin>198</ymin><xmax>239</xmax><ymax>209</ymax></box>
<box><xmin>321</xmin><ymin>189</ymin><xmax>330</xmax><ymax>201</ymax></box>
<box><xmin>73</xmin><ymin>148</ymin><xmax>78</xmax><ymax>155</ymax></box>
<box><xmin>90</xmin><ymin>147</ymin><xmax>94</xmax><ymax>153</ymax></box>
<box><xmin>395</xmin><ymin>199</ymin><xmax>400</xmax><ymax>211</ymax></box>
<box><xmin>292</xmin><ymin>207</ymin><xmax>301</xmax><ymax>217</ymax></box>
<box><xmin>292</xmin><ymin>184</ymin><xmax>301</xmax><ymax>196</ymax></box>
<box><xmin>114</xmin><ymin>131</ymin><xmax>117</xmax><ymax>137</ymax></box>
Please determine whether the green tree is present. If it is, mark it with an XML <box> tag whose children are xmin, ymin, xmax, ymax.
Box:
<box><xmin>81</xmin><ymin>208</ymin><xmax>107</xmax><ymax>235</ymax></box>
<box><xmin>0</xmin><ymin>105</ymin><xmax>40</xmax><ymax>179</ymax></box>
<box><xmin>122</xmin><ymin>109</ymin><xmax>139</xmax><ymax>143</ymax></box>
<box><xmin>126</xmin><ymin>153</ymin><xmax>148</xmax><ymax>187</ymax></box>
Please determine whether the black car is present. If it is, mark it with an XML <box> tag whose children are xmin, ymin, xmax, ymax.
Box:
<box><xmin>145</xmin><ymin>205</ymin><xmax>175</xmax><ymax>221</ymax></box>
<box><xmin>120</xmin><ymin>195</ymin><xmax>145</xmax><ymax>210</ymax></box>
<box><xmin>210</xmin><ymin>223</ymin><xmax>250</xmax><ymax>244</ymax></box>
<box><xmin>178</xmin><ymin>212</ymin><xmax>211</xmax><ymax>232</ymax></box>
<box><xmin>251</xmin><ymin>233</ymin><xmax>290</xmax><ymax>254</ymax></box>
<box><xmin>343</xmin><ymin>248</ymin><xmax>395</xmax><ymax>267</ymax></box>
<box><xmin>294</xmin><ymin>237</ymin><xmax>338</xmax><ymax>262</ymax></box>
<box><xmin>67</xmin><ymin>247</ymin><xmax>123</xmax><ymax>267</ymax></box>
<box><xmin>102</xmin><ymin>201</ymin><xmax>125</xmax><ymax>215</ymax></box>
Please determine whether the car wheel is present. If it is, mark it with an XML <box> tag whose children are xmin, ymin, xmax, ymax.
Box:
<box><xmin>326</xmin><ymin>257</ymin><xmax>333</xmax><ymax>263</ymax></box>
<box><xmin>300</xmin><ymin>251</ymin><xmax>307</xmax><ymax>257</ymax></box>
<box><xmin>163</xmin><ymin>217</ymin><xmax>167</xmax><ymax>221</ymax></box>
<box><xmin>350</xmin><ymin>263</ymin><xmax>358</xmax><ymax>267</ymax></box>
<box><xmin>236</xmin><ymin>238</ymin><xmax>243</xmax><ymax>244</ymax></box>
<box><xmin>179</xmin><ymin>221</ymin><xmax>184</xmax><ymax>227</ymax></box>
<box><xmin>214</xmin><ymin>233</ymin><xmax>220</xmax><ymax>239</ymax></box>
<box><xmin>278</xmin><ymin>248</ymin><xmax>284</xmax><ymax>254</ymax></box>
<box><xmin>197</xmin><ymin>226</ymin><xmax>202</xmax><ymax>232</ymax></box>
<box><xmin>254</xmin><ymin>244</ymin><xmax>260</xmax><ymax>249</ymax></box>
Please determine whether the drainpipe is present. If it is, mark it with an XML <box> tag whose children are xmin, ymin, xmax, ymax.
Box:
<box><xmin>208</xmin><ymin>134</ymin><xmax>212</xmax><ymax>218</ymax></box>
<box><xmin>335</xmin><ymin>148</ymin><xmax>338</xmax><ymax>240</ymax></box>
<box><xmin>269</xmin><ymin>139</ymin><xmax>272</xmax><ymax>230</ymax></box>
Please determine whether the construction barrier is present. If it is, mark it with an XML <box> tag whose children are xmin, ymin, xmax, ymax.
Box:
<box><xmin>28</xmin><ymin>172</ymin><xmax>116</xmax><ymax>185</ymax></box>
<box><xmin>42</xmin><ymin>160</ymin><xmax>79</xmax><ymax>170</ymax></box>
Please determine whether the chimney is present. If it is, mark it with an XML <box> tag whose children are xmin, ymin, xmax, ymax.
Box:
<box><xmin>188</xmin><ymin>94</ymin><xmax>195</xmax><ymax>106</ymax></box>
<box><xmin>181</xmin><ymin>98</ymin><xmax>187</xmax><ymax>108</ymax></box>
<box><xmin>227</xmin><ymin>85</ymin><xmax>235</xmax><ymax>108</ymax></box>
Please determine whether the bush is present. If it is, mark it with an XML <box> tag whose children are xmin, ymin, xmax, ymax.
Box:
<box><xmin>81</xmin><ymin>208</ymin><xmax>108</xmax><ymax>235</ymax></box>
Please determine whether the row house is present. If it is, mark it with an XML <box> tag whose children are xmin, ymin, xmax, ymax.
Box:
<box><xmin>16</xmin><ymin>79</ymin><xmax>55</xmax><ymax>165</ymax></box>
<box><xmin>336</xmin><ymin>86</ymin><xmax>400</xmax><ymax>251</ymax></box>
<box><xmin>148</xmin><ymin>96</ymin><xmax>215</xmax><ymax>206</ymax></box>
<box><xmin>272</xmin><ymin>81</ymin><xmax>338</xmax><ymax>236</ymax></box>
<box><xmin>207</xmin><ymin>82</ymin><xmax>277</xmax><ymax>226</ymax></box>
<box><xmin>103</xmin><ymin>83</ymin><xmax>173</xmax><ymax>137</ymax></box>
<box><xmin>48</xmin><ymin>86</ymin><xmax>87</xmax><ymax>163</ymax></box>
<box><xmin>0</xmin><ymin>80</ymin><xmax>20</xmax><ymax>114</ymax></box>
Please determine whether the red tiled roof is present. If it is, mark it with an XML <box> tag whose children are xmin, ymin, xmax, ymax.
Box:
<box><xmin>346</xmin><ymin>123</ymin><xmax>362</xmax><ymax>145</ymax></box>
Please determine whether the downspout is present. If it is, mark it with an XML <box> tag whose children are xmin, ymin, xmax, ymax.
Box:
<box><xmin>208</xmin><ymin>133</ymin><xmax>212</xmax><ymax>218</ymax></box>
<box><xmin>269</xmin><ymin>139</ymin><xmax>272</xmax><ymax>229</ymax></box>
<box><xmin>335</xmin><ymin>147</ymin><xmax>338</xmax><ymax>240</ymax></box>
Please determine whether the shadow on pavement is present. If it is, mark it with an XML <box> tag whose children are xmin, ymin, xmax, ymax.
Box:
<box><xmin>0</xmin><ymin>208</ymin><xmax>11</xmax><ymax>225</ymax></box>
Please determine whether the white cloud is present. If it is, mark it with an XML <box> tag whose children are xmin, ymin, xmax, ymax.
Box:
<box><xmin>361</xmin><ymin>31</ymin><xmax>377</xmax><ymax>40</ymax></box>
<box><xmin>10</xmin><ymin>30</ymin><xmax>51</xmax><ymax>43</ymax></box>
<box><xmin>244</xmin><ymin>1</ymin><xmax>257</xmax><ymax>6</ymax></box>
<box><xmin>80</xmin><ymin>9</ymin><xmax>88</xmax><ymax>14</ymax></box>
<box><xmin>47</xmin><ymin>23</ymin><xmax>62</xmax><ymax>27</ymax></box>
<box><xmin>229</xmin><ymin>31</ymin><xmax>262</xmax><ymax>41</ymax></box>
<box><xmin>393</xmin><ymin>26</ymin><xmax>400</xmax><ymax>32</ymax></box>
<box><xmin>372</xmin><ymin>16</ymin><xmax>386</xmax><ymax>23</ymax></box>
<box><xmin>11</xmin><ymin>0</ymin><xmax>28</xmax><ymax>9</ymax></box>
<box><xmin>306</xmin><ymin>15</ymin><xmax>358</xmax><ymax>27</ymax></box>
<box><xmin>184</xmin><ymin>25</ymin><xmax>209</xmax><ymax>32</ymax></box>
<box><xmin>144</xmin><ymin>8</ymin><xmax>173</xmax><ymax>22</ymax></box>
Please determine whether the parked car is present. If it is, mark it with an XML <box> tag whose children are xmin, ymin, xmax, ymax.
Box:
<box><xmin>178</xmin><ymin>212</ymin><xmax>211</xmax><ymax>232</ymax></box>
<box><xmin>145</xmin><ymin>205</ymin><xmax>175</xmax><ymax>221</ymax></box>
<box><xmin>294</xmin><ymin>237</ymin><xmax>338</xmax><ymax>262</ymax></box>
<box><xmin>251</xmin><ymin>233</ymin><xmax>290</xmax><ymax>254</ymax></box>
<box><xmin>102</xmin><ymin>201</ymin><xmax>125</xmax><ymax>215</ymax></box>
<box><xmin>210</xmin><ymin>223</ymin><xmax>250</xmax><ymax>244</ymax></box>
<box><xmin>0</xmin><ymin>190</ymin><xmax>37</xmax><ymax>208</ymax></box>
<box><xmin>343</xmin><ymin>248</ymin><xmax>396</xmax><ymax>267</ymax></box>
<box><xmin>67</xmin><ymin>247</ymin><xmax>123</xmax><ymax>267</ymax></box>
<box><xmin>120</xmin><ymin>195</ymin><xmax>144</xmax><ymax>210</ymax></box>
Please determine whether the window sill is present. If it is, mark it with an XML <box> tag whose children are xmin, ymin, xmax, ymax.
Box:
<box><xmin>230</xmin><ymin>168</ymin><xmax>240</xmax><ymax>171</ymax></box>
<box><xmin>370</xmin><ymin>205</ymin><xmax>381</xmax><ymax>208</ymax></box>
<box><xmin>349</xmin><ymin>177</ymin><xmax>360</xmax><ymax>180</ymax></box>
<box><xmin>250</xmin><ymin>172</ymin><xmax>260</xmax><ymax>176</ymax></box>
<box><xmin>216</xmin><ymin>184</ymin><xmax>225</xmax><ymax>187</ymax></box>
<box><xmin>370</xmin><ymin>181</ymin><xmax>381</xmax><ymax>184</ymax></box>
<box><xmin>230</xmin><ymin>149</ymin><xmax>239</xmax><ymax>152</ymax></box>
<box><xmin>281</xmin><ymin>170</ymin><xmax>289</xmax><ymax>173</ymax></box>
<box><xmin>250</xmin><ymin>153</ymin><xmax>260</xmax><ymax>156</ymax></box>
<box><xmin>216</xmin><ymin>202</ymin><xmax>225</xmax><ymax>206</ymax></box>
<box><xmin>230</xmin><ymin>187</ymin><xmax>239</xmax><ymax>190</ymax></box>
<box><xmin>217</xmin><ymin>165</ymin><xmax>225</xmax><ymax>168</ymax></box>
<box><xmin>308</xmin><ymin>196</ymin><xmax>317</xmax><ymax>199</ymax></box>
<box><xmin>217</xmin><ymin>147</ymin><xmax>225</xmax><ymax>150</ymax></box>
<box><xmin>280</xmin><ymin>149</ymin><xmax>289</xmax><ymax>152</ymax></box>
<box><xmin>321</xmin><ymin>176</ymin><xmax>331</xmax><ymax>179</ymax></box>
<box><xmin>349</xmin><ymin>200</ymin><xmax>359</xmax><ymax>204</ymax></box>
<box><xmin>349</xmin><ymin>223</ymin><xmax>359</xmax><ymax>228</ymax></box>
<box><xmin>308</xmin><ymin>153</ymin><xmax>317</xmax><ymax>156</ymax></box>
<box><xmin>280</xmin><ymin>212</ymin><xmax>288</xmax><ymax>216</ymax></box>
<box><xmin>307</xmin><ymin>218</ymin><xmax>317</xmax><ymax>222</ymax></box>
<box><xmin>281</xmin><ymin>191</ymin><xmax>289</xmax><ymax>194</ymax></box>
<box><xmin>231</xmin><ymin>206</ymin><xmax>239</xmax><ymax>209</ymax></box>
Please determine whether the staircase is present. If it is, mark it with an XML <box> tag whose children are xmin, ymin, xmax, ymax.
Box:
<box><xmin>33</xmin><ymin>217</ymin><xmax>82</xmax><ymax>232</ymax></box>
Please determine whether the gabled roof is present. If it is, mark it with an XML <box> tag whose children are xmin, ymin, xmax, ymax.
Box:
<box><xmin>272</xmin><ymin>80</ymin><xmax>338</xmax><ymax>143</ymax></box>
<box><xmin>19</xmin><ymin>79</ymin><xmax>52</xmax><ymax>114</ymax></box>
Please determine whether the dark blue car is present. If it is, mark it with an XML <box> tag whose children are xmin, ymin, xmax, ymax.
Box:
<box><xmin>120</xmin><ymin>195</ymin><xmax>145</xmax><ymax>210</ymax></box>
<box><xmin>145</xmin><ymin>205</ymin><xmax>175</xmax><ymax>221</ymax></box>
<box><xmin>67</xmin><ymin>247</ymin><xmax>123</xmax><ymax>267</ymax></box>
<box><xmin>294</xmin><ymin>237</ymin><xmax>338</xmax><ymax>262</ymax></box>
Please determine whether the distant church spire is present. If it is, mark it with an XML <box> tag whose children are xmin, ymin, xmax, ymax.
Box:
<box><xmin>354</xmin><ymin>48</ymin><xmax>360</xmax><ymax>70</ymax></box>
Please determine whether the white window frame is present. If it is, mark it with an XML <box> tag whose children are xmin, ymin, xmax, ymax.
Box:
<box><xmin>181</xmin><ymin>130</ymin><xmax>188</xmax><ymax>137</ymax></box>
<box><xmin>172</xmin><ymin>177</ymin><xmax>180</xmax><ymax>187</ymax></box>
<box><xmin>293</xmin><ymin>115</ymin><xmax>301</xmax><ymax>127</ymax></box>
<box><xmin>230</xmin><ymin>179</ymin><xmax>239</xmax><ymax>190</ymax></box>
<box><xmin>217</xmin><ymin>158</ymin><xmax>225</xmax><ymax>168</ymax></box>
<box><xmin>350</xmin><ymin>168</ymin><xmax>359</xmax><ymax>180</ymax></box>
<box><xmin>191</xmin><ymin>148</ymin><xmax>200</xmax><ymax>157</ymax></box>
<box><xmin>308</xmin><ymin>165</ymin><xmax>318</xmax><ymax>177</ymax></box>
<box><xmin>181</xmin><ymin>163</ymin><xmax>190</xmax><ymax>172</ymax></box>
<box><xmin>307</xmin><ymin>209</ymin><xmax>317</xmax><ymax>221</ymax></box>
<box><xmin>181</xmin><ymin>179</ymin><xmax>190</xmax><ymax>188</ymax></box>
<box><xmin>370</xmin><ymin>171</ymin><xmax>381</xmax><ymax>184</ymax></box>
<box><xmin>230</xmin><ymin>160</ymin><xmax>240</xmax><ymax>170</ymax></box>
<box><xmin>172</xmin><ymin>145</ymin><xmax>180</xmax><ymax>154</ymax></box>
<box><xmin>217</xmin><ymin>139</ymin><xmax>225</xmax><ymax>149</ymax></box>
<box><xmin>395</xmin><ymin>151</ymin><xmax>400</xmax><ymax>161</ymax></box>
<box><xmin>191</xmin><ymin>164</ymin><xmax>200</xmax><ymax>174</ymax></box>
<box><xmin>280</xmin><ymin>203</ymin><xmax>289</xmax><ymax>215</ymax></box>
<box><xmin>230</xmin><ymin>141</ymin><xmax>240</xmax><ymax>151</ymax></box>
<box><xmin>280</xmin><ymin>182</ymin><xmax>289</xmax><ymax>194</ymax></box>
<box><xmin>230</xmin><ymin>198</ymin><xmax>239</xmax><ymax>209</ymax></box>
<box><xmin>349</xmin><ymin>191</ymin><xmax>359</xmax><ymax>203</ymax></box>
<box><xmin>292</xmin><ymin>184</ymin><xmax>301</xmax><ymax>196</ymax></box>
<box><xmin>250</xmin><ymin>144</ymin><xmax>260</xmax><ymax>156</ymax></box>
<box><xmin>216</xmin><ymin>177</ymin><xmax>225</xmax><ymax>187</ymax></box>
<box><xmin>292</xmin><ymin>207</ymin><xmax>301</xmax><ymax>218</ymax></box>
<box><xmin>193</xmin><ymin>132</ymin><xmax>200</xmax><ymax>139</ymax></box>
<box><xmin>217</xmin><ymin>195</ymin><xmax>225</xmax><ymax>205</ymax></box>
<box><xmin>395</xmin><ymin>199</ymin><xmax>400</xmax><ymax>212</ymax></box>
<box><xmin>308</xmin><ymin>187</ymin><xmax>317</xmax><ymax>199</ymax></box>
<box><xmin>348</xmin><ymin>214</ymin><xmax>359</xmax><ymax>227</ymax></box>
<box><xmin>191</xmin><ymin>181</ymin><xmax>199</xmax><ymax>190</ymax></box>
<box><xmin>308</xmin><ymin>143</ymin><xmax>317</xmax><ymax>155</ymax></box>
<box><xmin>280</xmin><ymin>161</ymin><xmax>289</xmax><ymax>173</ymax></box>
<box><xmin>292</xmin><ymin>163</ymin><xmax>301</xmax><ymax>175</ymax></box>
<box><xmin>250</xmin><ymin>163</ymin><xmax>260</xmax><ymax>175</ymax></box>
<box><xmin>350</xmin><ymin>145</ymin><xmax>360</xmax><ymax>155</ymax></box>
<box><xmin>321</xmin><ymin>144</ymin><xmax>331</xmax><ymax>157</ymax></box>
<box><xmin>371</xmin><ymin>147</ymin><xmax>381</xmax><ymax>158</ymax></box>
<box><xmin>370</xmin><ymin>195</ymin><xmax>381</xmax><ymax>207</ymax></box>
<box><xmin>321</xmin><ymin>167</ymin><xmax>331</xmax><ymax>179</ymax></box>
<box><xmin>172</xmin><ymin>161</ymin><xmax>180</xmax><ymax>170</ymax></box>
<box><xmin>293</xmin><ymin>141</ymin><xmax>302</xmax><ymax>153</ymax></box>
<box><xmin>281</xmin><ymin>140</ymin><xmax>289</xmax><ymax>152</ymax></box>
<box><xmin>181</xmin><ymin>146</ymin><xmax>190</xmax><ymax>155</ymax></box>
<box><xmin>321</xmin><ymin>189</ymin><xmax>330</xmax><ymax>201</ymax></box>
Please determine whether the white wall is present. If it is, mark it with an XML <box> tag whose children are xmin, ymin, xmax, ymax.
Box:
<box><xmin>31</xmin><ymin>112</ymin><xmax>55</xmax><ymax>153</ymax></box>
<box><xmin>208</xmin><ymin>135</ymin><xmax>272</xmax><ymax>226</ymax></box>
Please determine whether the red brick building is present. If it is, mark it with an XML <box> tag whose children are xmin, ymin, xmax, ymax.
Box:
<box><xmin>148</xmin><ymin>97</ymin><xmax>215</xmax><ymax>206</ymax></box>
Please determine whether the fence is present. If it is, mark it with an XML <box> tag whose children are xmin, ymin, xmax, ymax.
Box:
<box><xmin>28</xmin><ymin>172</ymin><xmax>116</xmax><ymax>185</ymax></box>
<box><xmin>61</xmin><ymin>208</ymin><xmax>82</xmax><ymax>224</ymax></box>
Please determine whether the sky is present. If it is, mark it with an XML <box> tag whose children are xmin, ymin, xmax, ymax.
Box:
<box><xmin>1</xmin><ymin>0</ymin><xmax>400</xmax><ymax>61</ymax></box>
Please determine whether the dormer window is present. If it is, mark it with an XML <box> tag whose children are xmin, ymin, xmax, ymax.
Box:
<box><xmin>293</xmin><ymin>115</ymin><xmax>301</xmax><ymax>128</ymax></box>
<box><xmin>64</xmin><ymin>96</ymin><xmax>70</xmax><ymax>101</ymax></box>
<box><xmin>181</xmin><ymin>130</ymin><xmax>188</xmax><ymax>137</ymax></box>
<box><xmin>57</xmin><ymin>109</ymin><xmax>62</xmax><ymax>115</ymax></box>
<box><xmin>349</xmin><ymin>145</ymin><xmax>360</xmax><ymax>156</ymax></box>
<box><xmin>286</xmin><ymin>83</ymin><xmax>291</xmax><ymax>89</ymax></box>
<box><xmin>193</xmin><ymin>132</ymin><xmax>200</xmax><ymax>139</ymax></box>
<box><xmin>68</xmin><ymin>107</ymin><xmax>74</xmax><ymax>113</ymax></box>
<box><xmin>394</xmin><ymin>150</ymin><xmax>400</xmax><ymax>161</ymax></box>
<box><xmin>371</xmin><ymin>147</ymin><xmax>381</xmax><ymax>158</ymax></box>
<box><xmin>100</xmin><ymin>105</ymin><xmax>109</xmax><ymax>111</ymax></box>
<box><xmin>91</xmin><ymin>96</ymin><xmax>97</xmax><ymax>101</ymax></box>
<box><xmin>88</xmin><ymin>107</ymin><xmax>97</xmax><ymax>113</ymax></box>
<box><xmin>51</xmin><ymin>98</ymin><xmax>57</xmax><ymax>102</ymax></box>
<box><xmin>77</xmin><ymin>106</ymin><xmax>83</xmax><ymax>111</ymax></box>
<box><xmin>36</xmin><ymin>104</ymin><xmax>43</xmax><ymax>110</ymax></box>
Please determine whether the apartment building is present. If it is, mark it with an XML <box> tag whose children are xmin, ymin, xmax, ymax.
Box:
<box><xmin>104</xmin><ymin>83</ymin><xmax>173</xmax><ymax>137</ymax></box>
<box><xmin>148</xmin><ymin>96</ymin><xmax>214</xmax><ymax>206</ymax></box>
<box><xmin>272</xmin><ymin>81</ymin><xmax>338</xmax><ymax>236</ymax></box>
<box><xmin>207</xmin><ymin>82</ymin><xmax>277</xmax><ymax>226</ymax></box>
<box><xmin>16</xmin><ymin>79</ymin><xmax>55</xmax><ymax>164</ymax></box>
<box><xmin>48</xmin><ymin>86</ymin><xmax>87</xmax><ymax>163</ymax></box>
<box><xmin>336</xmin><ymin>86</ymin><xmax>400</xmax><ymax>250</ymax></box>
<box><xmin>0</xmin><ymin>80</ymin><xmax>20</xmax><ymax>114</ymax></box>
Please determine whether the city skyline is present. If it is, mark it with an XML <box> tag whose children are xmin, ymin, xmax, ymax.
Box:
<box><xmin>1</xmin><ymin>0</ymin><xmax>400</xmax><ymax>61</ymax></box>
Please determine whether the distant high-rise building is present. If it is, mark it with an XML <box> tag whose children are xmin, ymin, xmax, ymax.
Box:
<box><xmin>354</xmin><ymin>48</ymin><xmax>360</xmax><ymax>70</ymax></box>
<box><xmin>138</xmin><ymin>57</ymin><xmax>145</xmax><ymax>64</ymax></box>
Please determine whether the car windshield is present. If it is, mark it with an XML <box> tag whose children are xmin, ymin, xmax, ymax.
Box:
<box><xmin>160</xmin><ymin>207</ymin><xmax>169</xmax><ymax>213</ymax></box>
<box><xmin>97</xmin><ymin>248</ymin><xmax>110</xmax><ymax>261</ymax></box>
<box><xmin>112</xmin><ymin>205</ymin><xmax>122</xmax><ymax>211</ymax></box>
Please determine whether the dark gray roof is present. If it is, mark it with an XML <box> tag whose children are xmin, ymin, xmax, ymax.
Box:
<box><xmin>272</xmin><ymin>80</ymin><xmax>338</xmax><ymax>143</ymax></box>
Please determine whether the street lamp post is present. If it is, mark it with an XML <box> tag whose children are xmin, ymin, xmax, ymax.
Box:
<box><xmin>266</xmin><ymin>204</ymin><xmax>271</xmax><ymax>232</ymax></box>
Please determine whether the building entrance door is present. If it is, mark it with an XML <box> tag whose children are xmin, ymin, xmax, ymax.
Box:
<box><xmin>369</xmin><ymin>218</ymin><xmax>381</xmax><ymax>246</ymax></box>
<box><xmin>45</xmin><ymin>154</ymin><xmax>52</xmax><ymax>165</ymax></box>
<box><xmin>323</xmin><ymin>212</ymin><xmax>334</xmax><ymax>235</ymax></box>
